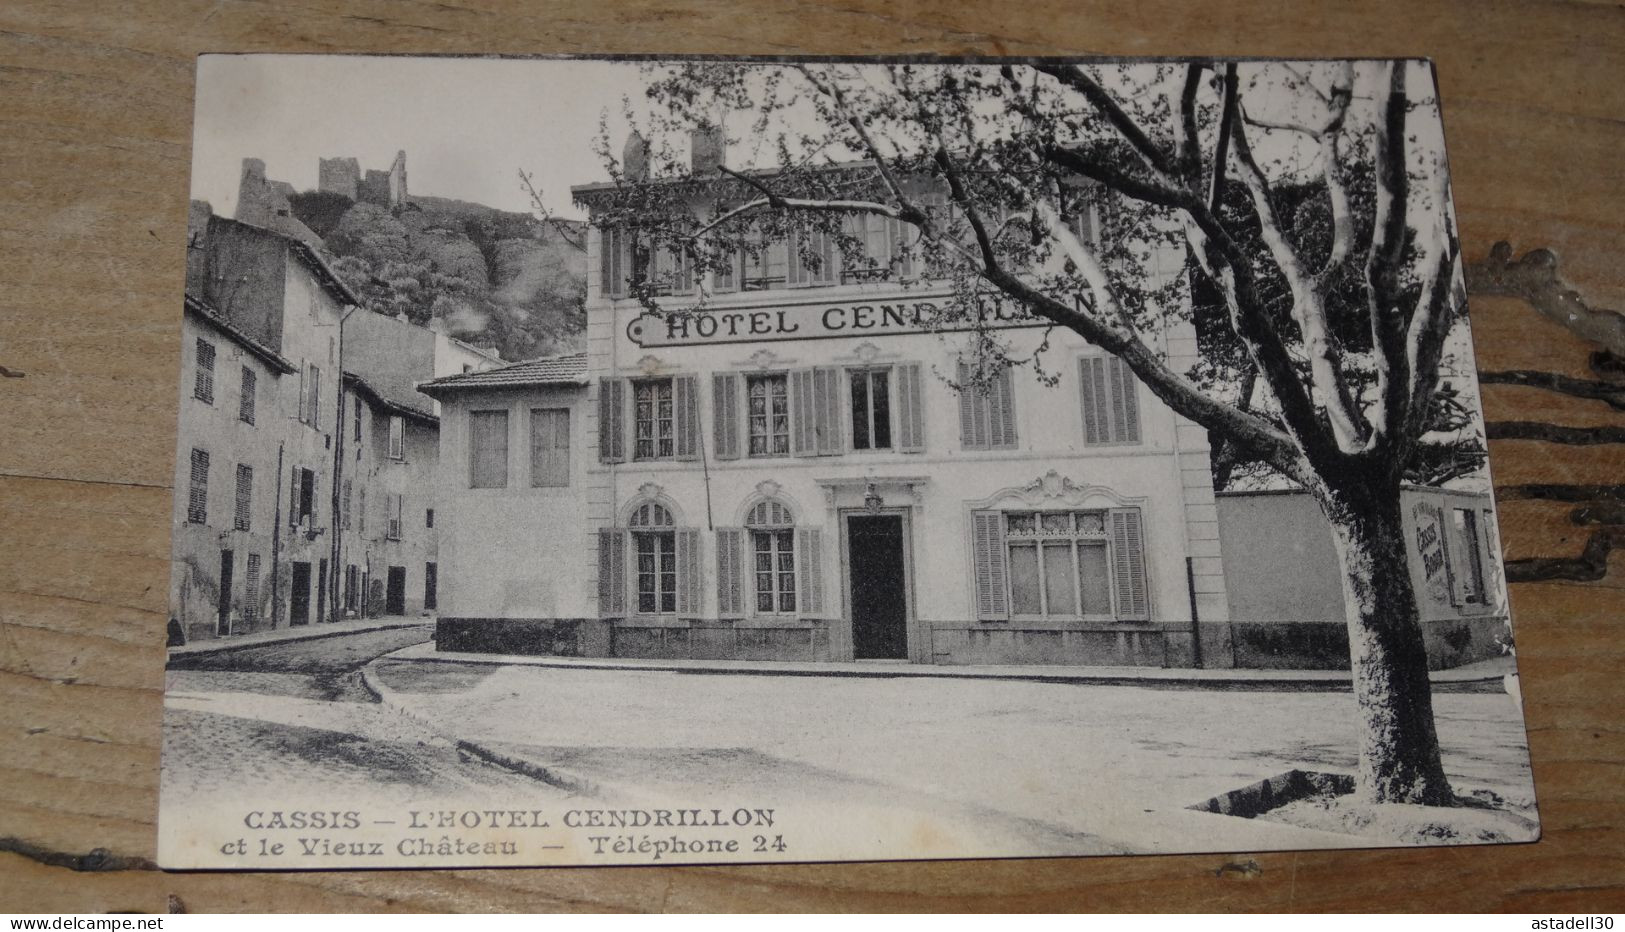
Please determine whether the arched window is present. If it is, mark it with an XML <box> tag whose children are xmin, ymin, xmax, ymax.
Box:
<box><xmin>745</xmin><ymin>499</ymin><xmax>793</xmax><ymax>529</ymax></box>
<box><xmin>745</xmin><ymin>499</ymin><xmax>796</xmax><ymax>613</ymax></box>
<box><xmin>627</xmin><ymin>500</ymin><xmax>674</xmax><ymax>528</ymax></box>
<box><xmin>627</xmin><ymin>499</ymin><xmax>676</xmax><ymax>613</ymax></box>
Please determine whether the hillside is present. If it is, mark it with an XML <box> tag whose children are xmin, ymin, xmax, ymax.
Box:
<box><xmin>293</xmin><ymin>192</ymin><xmax>587</xmax><ymax>362</ymax></box>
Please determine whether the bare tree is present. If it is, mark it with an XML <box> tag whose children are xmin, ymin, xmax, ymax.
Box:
<box><xmin>591</xmin><ymin>59</ymin><xmax>1473</xmax><ymax>805</ymax></box>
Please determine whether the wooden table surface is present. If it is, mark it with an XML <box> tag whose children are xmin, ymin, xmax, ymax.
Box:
<box><xmin>2</xmin><ymin>0</ymin><xmax>1622</xmax><ymax>913</ymax></box>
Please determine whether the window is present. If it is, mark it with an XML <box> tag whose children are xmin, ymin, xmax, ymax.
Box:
<box><xmin>530</xmin><ymin>408</ymin><xmax>571</xmax><ymax>487</ymax></box>
<box><xmin>1006</xmin><ymin>512</ymin><xmax>1113</xmax><ymax>618</ymax></box>
<box><xmin>741</xmin><ymin>231</ymin><xmax>788</xmax><ymax>291</ymax></box>
<box><xmin>1449</xmin><ymin>507</ymin><xmax>1486</xmax><ymax>605</ymax></box>
<box><xmin>787</xmin><ymin>225</ymin><xmax>837</xmax><ymax>287</ymax></box>
<box><xmin>629</xmin><ymin>501</ymin><xmax>676</xmax><ymax>615</ymax></box>
<box><xmin>388</xmin><ymin>415</ymin><xmax>404</xmax><ymax>459</ymax></box>
<box><xmin>193</xmin><ymin>339</ymin><xmax>215</xmax><ymax>404</ymax></box>
<box><xmin>972</xmin><ymin>508</ymin><xmax>1148</xmax><ymax>621</ymax></box>
<box><xmin>1079</xmin><ymin>356</ymin><xmax>1141</xmax><ymax>445</ymax></box>
<box><xmin>234</xmin><ymin>464</ymin><xmax>252</xmax><ymax>531</ymax></box>
<box><xmin>358</xmin><ymin>487</ymin><xmax>365</xmax><ymax>534</ymax></box>
<box><xmin>746</xmin><ymin>374</ymin><xmax>790</xmax><ymax>457</ymax></box>
<box><xmin>387</xmin><ymin>494</ymin><xmax>403</xmax><ymax>540</ymax></box>
<box><xmin>353</xmin><ymin>396</ymin><xmax>363</xmax><ymax>442</ymax></box>
<box><xmin>239</xmin><ymin>367</ymin><xmax>256</xmax><ymax>424</ymax></box>
<box><xmin>289</xmin><ymin>467</ymin><xmax>315</xmax><ymax>527</ymax></box>
<box><xmin>425</xmin><ymin>508</ymin><xmax>434</xmax><ymax>529</ymax></box>
<box><xmin>841</xmin><ymin>213</ymin><xmax>915</xmax><ymax>283</ymax></box>
<box><xmin>469</xmin><ymin>410</ymin><xmax>509</xmax><ymax>488</ymax></box>
<box><xmin>959</xmin><ymin>362</ymin><xmax>1019</xmax><ymax>450</ymax></box>
<box><xmin>425</xmin><ymin>562</ymin><xmax>438</xmax><ymax>611</ymax></box>
<box><xmin>244</xmin><ymin>553</ymin><xmax>261</xmax><ymax>622</ymax></box>
<box><xmin>633</xmin><ymin>379</ymin><xmax>675</xmax><ymax>461</ymax></box>
<box><xmin>342</xmin><ymin>479</ymin><xmax>352</xmax><ymax>529</ymax></box>
<box><xmin>850</xmin><ymin>369</ymin><xmax>892</xmax><ymax>451</ymax></box>
<box><xmin>746</xmin><ymin>500</ymin><xmax>797</xmax><ymax>614</ymax></box>
<box><xmin>300</xmin><ymin>363</ymin><xmax>322</xmax><ymax>428</ymax></box>
<box><xmin>187</xmin><ymin>448</ymin><xmax>208</xmax><ymax>524</ymax></box>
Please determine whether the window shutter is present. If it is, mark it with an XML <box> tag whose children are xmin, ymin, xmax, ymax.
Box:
<box><xmin>990</xmin><ymin>366</ymin><xmax>1018</xmax><ymax>448</ymax></box>
<box><xmin>796</xmin><ymin>527</ymin><xmax>824</xmax><ymax>615</ymax></box>
<box><xmin>971</xmin><ymin>510</ymin><xmax>1009</xmax><ymax>621</ymax></box>
<box><xmin>308</xmin><ymin>365</ymin><xmax>321</xmax><ymax>429</ymax></box>
<box><xmin>713</xmin><ymin>373</ymin><xmax>741</xmax><ymax>460</ymax></box>
<box><xmin>600</xmin><ymin>226</ymin><xmax>627</xmax><ymax>299</ymax></box>
<box><xmin>1080</xmin><ymin>356</ymin><xmax>1106</xmax><ymax>444</ymax></box>
<box><xmin>235</xmin><ymin>463</ymin><xmax>252</xmax><ymax>531</ymax></box>
<box><xmin>239</xmin><ymin>367</ymin><xmax>255</xmax><ymax>423</ymax></box>
<box><xmin>289</xmin><ymin>465</ymin><xmax>300</xmax><ymax>528</ymax></box>
<box><xmin>896</xmin><ymin>362</ymin><xmax>926</xmax><ymax>452</ymax></box>
<box><xmin>676</xmin><ymin>528</ymin><xmax>701</xmax><ymax>615</ymax></box>
<box><xmin>891</xmin><ymin>216</ymin><xmax>914</xmax><ymax>279</ymax></box>
<box><xmin>789</xmin><ymin>368</ymin><xmax>817</xmax><ymax>457</ymax></box>
<box><xmin>597</xmin><ymin>527</ymin><xmax>627</xmax><ymax>617</ymax></box>
<box><xmin>1110</xmin><ymin>507</ymin><xmax>1149</xmax><ymax>619</ymax></box>
<box><xmin>297</xmin><ymin>365</ymin><xmax>309</xmax><ymax>426</ymax></box>
<box><xmin>715</xmin><ymin>527</ymin><xmax>745</xmax><ymax>618</ymax></box>
<box><xmin>786</xmin><ymin>225</ymin><xmax>807</xmax><ymax>287</ymax></box>
<box><xmin>673</xmin><ymin>374</ymin><xmax>700</xmax><ymax>462</ymax></box>
<box><xmin>598</xmin><ymin>378</ymin><xmax>626</xmax><ymax>464</ymax></box>
<box><xmin>812</xmin><ymin>366</ymin><xmax>842</xmax><ymax>455</ymax></box>
<box><xmin>1109</xmin><ymin>357</ymin><xmax>1141</xmax><ymax>442</ymax></box>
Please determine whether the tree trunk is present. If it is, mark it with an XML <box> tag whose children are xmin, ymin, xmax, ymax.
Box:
<box><xmin>1321</xmin><ymin>478</ymin><xmax>1456</xmax><ymax>805</ymax></box>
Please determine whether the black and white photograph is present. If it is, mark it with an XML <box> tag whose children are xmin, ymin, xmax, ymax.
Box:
<box><xmin>159</xmin><ymin>54</ymin><xmax>1538</xmax><ymax>869</ymax></box>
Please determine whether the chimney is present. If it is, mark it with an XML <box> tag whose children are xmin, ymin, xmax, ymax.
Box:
<box><xmin>622</xmin><ymin>131</ymin><xmax>649</xmax><ymax>182</ymax></box>
<box><xmin>690</xmin><ymin>124</ymin><xmax>726</xmax><ymax>176</ymax></box>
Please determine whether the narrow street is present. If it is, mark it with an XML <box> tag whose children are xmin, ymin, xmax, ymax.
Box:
<box><xmin>162</xmin><ymin>625</ymin><xmax>574</xmax><ymax>807</ymax></box>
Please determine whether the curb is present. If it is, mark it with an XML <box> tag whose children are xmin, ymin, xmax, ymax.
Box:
<box><xmin>360</xmin><ymin>652</ymin><xmax>604</xmax><ymax>797</ymax></box>
<box><xmin>375</xmin><ymin>647</ymin><xmax>1510</xmax><ymax>693</ymax></box>
<box><xmin>166</xmin><ymin>620</ymin><xmax>432</xmax><ymax>661</ymax></box>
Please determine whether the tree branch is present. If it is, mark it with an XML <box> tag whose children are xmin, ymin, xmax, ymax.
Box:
<box><xmin>1032</xmin><ymin>63</ymin><xmax>1179</xmax><ymax>180</ymax></box>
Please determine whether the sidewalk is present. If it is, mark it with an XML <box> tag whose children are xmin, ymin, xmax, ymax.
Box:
<box><xmin>168</xmin><ymin>615</ymin><xmax>431</xmax><ymax>658</ymax></box>
<box><xmin>378</xmin><ymin>640</ymin><xmax>1516</xmax><ymax>691</ymax></box>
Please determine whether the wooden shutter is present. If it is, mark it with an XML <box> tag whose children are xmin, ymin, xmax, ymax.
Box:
<box><xmin>715</xmin><ymin>527</ymin><xmax>745</xmax><ymax>618</ymax></box>
<box><xmin>600</xmin><ymin>226</ymin><xmax>627</xmax><ymax>299</ymax></box>
<box><xmin>1110</xmin><ymin>507</ymin><xmax>1149</xmax><ymax>619</ymax></box>
<box><xmin>812</xmin><ymin>366</ymin><xmax>842</xmax><ymax>455</ymax></box>
<box><xmin>598</xmin><ymin>378</ymin><xmax>626</xmax><ymax>464</ymax></box>
<box><xmin>712</xmin><ymin>373</ymin><xmax>741</xmax><ymax>460</ymax></box>
<box><xmin>796</xmin><ymin>527</ymin><xmax>824</xmax><ymax>615</ymax></box>
<box><xmin>297</xmin><ymin>365</ymin><xmax>309</xmax><ymax>426</ymax></box>
<box><xmin>308</xmin><ymin>365</ymin><xmax>321</xmax><ymax>429</ymax></box>
<box><xmin>239</xmin><ymin>367</ymin><xmax>255</xmax><ymax>423</ymax></box>
<box><xmin>597</xmin><ymin>527</ymin><xmax>627</xmax><ymax>617</ymax></box>
<box><xmin>896</xmin><ymin>362</ymin><xmax>926</xmax><ymax>452</ymax></box>
<box><xmin>673</xmin><ymin>374</ymin><xmax>700</xmax><ymax>462</ymax></box>
<box><xmin>289</xmin><ymin>465</ymin><xmax>300</xmax><ymax>528</ymax></box>
<box><xmin>187</xmin><ymin>448</ymin><xmax>209</xmax><ymax>524</ymax></box>
<box><xmin>1080</xmin><ymin>356</ymin><xmax>1107</xmax><ymax>444</ymax></box>
<box><xmin>469</xmin><ymin>410</ymin><xmax>509</xmax><ymax>488</ymax></box>
<box><xmin>1109</xmin><ymin>356</ymin><xmax>1141</xmax><ymax>442</ymax></box>
<box><xmin>676</xmin><ymin>528</ymin><xmax>701</xmax><ymax>615</ymax></box>
<box><xmin>790</xmin><ymin>225</ymin><xmax>836</xmax><ymax>286</ymax></box>
<box><xmin>989</xmin><ymin>366</ymin><xmax>1017</xmax><ymax>448</ymax></box>
<box><xmin>971</xmin><ymin>511</ymin><xmax>1009</xmax><ymax>621</ymax></box>
<box><xmin>234</xmin><ymin>463</ymin><xmax>252</xmax><ymax>531</ymax></box>
<box><xmin>789</xmin><ymin>368</ymin><xmax>817</xmax><ymax>457</ymax></box>
<box><xmin>530</xmin><ymin>408</ymin><xmax>570</xmax><ymax>487</ymax></box>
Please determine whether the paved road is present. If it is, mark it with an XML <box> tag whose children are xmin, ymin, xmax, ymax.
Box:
<box><xmin>162</xmin><ymin>625</ymin><xmax>572</xmax><ymax>808</ymax></box>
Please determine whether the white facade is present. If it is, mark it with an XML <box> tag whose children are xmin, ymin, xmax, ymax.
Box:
<box><xmin>427</xmin><ymin>216</ymin><xmax>1230</xmax><ymax>666</ymax></box>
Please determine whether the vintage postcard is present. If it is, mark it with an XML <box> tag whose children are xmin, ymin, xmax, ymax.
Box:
<box><xmin>160</xmin><ymin>54</ymin><xmax>1538</xmax><ymax>869</ymax></box>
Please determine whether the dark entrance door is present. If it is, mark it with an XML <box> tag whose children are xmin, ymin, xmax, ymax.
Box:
<box><xmin>424</xmin><ymin>562</ymin><xmax>437</xmax><ymax>612</ymax></box>
<box><xmin>216</xmin><ymin>549</ymin><xmax>234</xmax><ymax>637</ymax></box>
<box><xmin>848</xmin><ymin>514</ymin><xmax>908</xmax><ymax>659</ymax></box>
<box><xmin>386</xmin><ymin>566</ymin><xmax>407</xmax><ymax>615</ymax></box>
<box><xmin>316</xmin><ymin>559</ymin><xmax>328</xmax><ymax>625</ymax></box>
<box><xmin>289</xmin><ymin>561</ymin><xmax>311</xmax><ymax>626</ymax></box>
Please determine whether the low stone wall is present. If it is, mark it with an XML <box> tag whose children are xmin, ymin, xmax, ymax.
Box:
<box><xmin>929</xmin><ymin>624</ymin><xmax>1168</xmax><ymax>666</ymax></box>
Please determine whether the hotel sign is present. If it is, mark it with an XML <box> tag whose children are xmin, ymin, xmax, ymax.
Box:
<box><xmin>625</xmin><ymin>295</ymin><xmax>1048</xmax><ymax>347</ymax></box>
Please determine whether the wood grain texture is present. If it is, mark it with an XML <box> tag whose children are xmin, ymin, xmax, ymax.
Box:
<box><xmin>1</xmin><ymin>0</ymin><xmax>1623</xmax><ymax>912</ymax></box>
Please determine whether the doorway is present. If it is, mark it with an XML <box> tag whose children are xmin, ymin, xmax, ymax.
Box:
<box><xmin>424</xmin><ymin>562</ymin><xmax>438</xmax><ymax>612</ymax></box>
<box><xmin>316</xmin><ymin>559</ymin><xmax>328</xmax><ymax>625</ymax></box>
<box><xmin>386</xmin><ymin>565</ymin><xmax>407</xmax><ymax>616</ymax></box>
<box><xmin>216</xmin><ymin>549</ymin><xmax>234</xmax><ymax>637</ymax></box>
<box><xmin>846</xmin><ymin>513</ymin><xmax>909</xmax><ymax>660</ymax></box>
<box><xmin>289</xmin><ymin>561</ymin><xmax>311</xmax><ymax>626</ymax></box>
